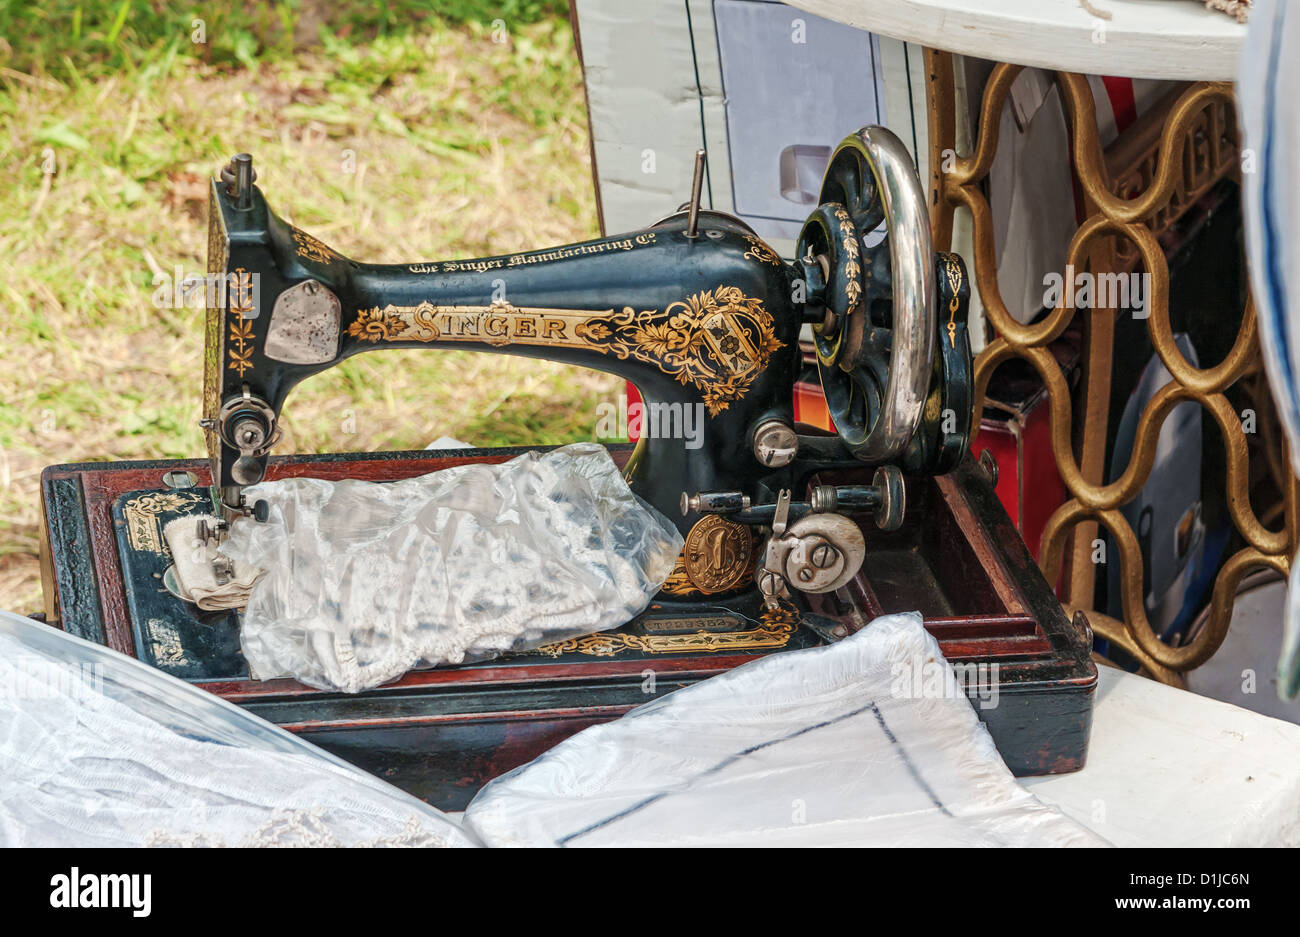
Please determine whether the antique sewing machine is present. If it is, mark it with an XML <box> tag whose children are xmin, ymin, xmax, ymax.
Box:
<box><xmin>40</xmin><ymin>127</ymin><xmax>1096</xmax><ymax>808</ymax></box>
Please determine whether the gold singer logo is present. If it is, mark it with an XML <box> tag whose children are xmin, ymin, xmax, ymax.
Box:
<box><xmin>346</xmin><ymin>287</ymin><xmax>784</xmax><ymax>415</ymax></box>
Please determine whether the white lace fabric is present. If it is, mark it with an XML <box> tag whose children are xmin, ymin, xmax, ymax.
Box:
<box><xmin>219</xmin><ymin>443</ymin><xmax>683</xmax><ymax>693</ymax></box>
<box><xmin>0</xmin><ymin>611</ymin><xmax>477</xmax><ymax>848</ymax></box>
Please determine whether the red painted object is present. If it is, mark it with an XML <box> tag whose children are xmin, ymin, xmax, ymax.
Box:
<box><xmin>792</xmin><ymin>359</ymin><xmax>1069</xmax><ymax>573</ymax></box>
<box><xmin>976</xmin><ymin>390</ymin><xmax>1067</xmax><ymax>566</ymax></box>
<box><xmin>634</xmin><ymin>377</ymin><xmax>834</xmax><ymax>440</ymax></box>
<box><xmin>625</xmin><ymin>381</ymin><xmax>643</xmax><ymax>440</ymax></box>
<box><xmin>794</xmin><ymin>380</ymin><xmax>833</xmax><ymax>431</ymax></box>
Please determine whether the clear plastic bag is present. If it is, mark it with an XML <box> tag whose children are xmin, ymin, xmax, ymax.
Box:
<box><xmin>220</xmin><ymin>443</ymin><xmax>683</xmax><ymax>693</ymax></box>
<box><xmin>463</xmin><ymin>612</ymin><xmax>1110</xmax><ymax>847</ymax></box>
<box><xmin>0</xmin><ymin>610</ymin><xmax>477</xmax><ymax>847</ymax></box>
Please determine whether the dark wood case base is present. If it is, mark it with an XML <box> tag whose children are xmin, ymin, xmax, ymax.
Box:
<box><xmin>40</xmin><ymin>446</ymin><xmax>1095</xmax><ymax>810</ymax></box>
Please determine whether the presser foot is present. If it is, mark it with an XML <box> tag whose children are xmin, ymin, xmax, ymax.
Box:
<box><xmin>196</xmin><ymin>492</ymin><xmax>268</xmax><ymax>586</ymax></box>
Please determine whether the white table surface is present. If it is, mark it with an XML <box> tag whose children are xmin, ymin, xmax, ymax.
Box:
<box><xmin>789</xmin><ymin>0</ymin><xmax>1245</xmax><ymax>80</ymax></box>
<box><xmin>1022</xmin><ymin>664</ymin><xmax>1300</xmax><ymax>846</ymax></box>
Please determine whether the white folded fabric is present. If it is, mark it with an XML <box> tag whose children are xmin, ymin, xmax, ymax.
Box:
<box><xmin>163</xmin><ymin>514</ymin><xmax>262</xmax><ymax>611</ymax></box>
<box><xmin>464</xmin><ymin>612</ymin><xmax>1109</xmax><ymax>847</ymax></box>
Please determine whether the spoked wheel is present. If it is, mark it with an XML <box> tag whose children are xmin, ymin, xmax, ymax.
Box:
<box><xmin>797</xmin><ymin>126</ymin><xmax>935</xmax><ymax>464</ymax></box>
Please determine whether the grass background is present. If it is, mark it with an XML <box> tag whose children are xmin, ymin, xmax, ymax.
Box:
<box><xmin>0</xmin><ymin>0</ymin><xmax>616</xmax><ymax>612</ymax></box>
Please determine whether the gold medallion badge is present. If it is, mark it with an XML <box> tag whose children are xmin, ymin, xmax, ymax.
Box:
<box><xmin>683</xmin><ymin>515</ymin><xmax>754</xmax><ymax>594</ymax></box>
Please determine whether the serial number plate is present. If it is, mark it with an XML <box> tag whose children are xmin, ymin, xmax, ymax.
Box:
<box><xmin>640</xmin><ymin>615</ymin><xmax>745</xmax><ymax>634</ymax></box>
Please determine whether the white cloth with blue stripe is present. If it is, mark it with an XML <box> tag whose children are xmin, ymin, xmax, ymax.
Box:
<box><xmin>462</xmin><ymin>612</ymin><xmax>1107</xmax><ymax>847</ymax></box>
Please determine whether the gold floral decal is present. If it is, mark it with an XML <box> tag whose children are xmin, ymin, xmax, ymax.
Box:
<box><xmin>941</xmin><ymin>254</ymin><xmax>962</xmax><ymax>348</ymax></box>
<box><xmin>203</xmin><ymin>194</ymin><xmax>228</xmax><ymax>458</ymax></box>
<box><xmin>346</xmin><ymin>288</ymin><xmax>784</xmax><ymax>416</ymax></box>
<box><xmin>660</xmin><ymin>554</ymin><xmax>699</xmax><ymax>596</ymax></box>
<box><xmin>348</xmin><ymin>305</ymin><xmax>412</xmax><ymax>342</ymax></box>
<box><xmin>833</xmin><ymin>206</ymin><xmax>862</xmax><ymax>307</ymax></box>
<box><xmin>575</xmin><ymin>286</ymin><xmax>784</xmax><ymax>416</ymax></box>
<box><xmin>123</xmin><ymin>492</ymin><xmax>207</xmax><ymax>555</ymax></box>
<box><xmin>227</xmin><ymin>267</ymin><xmax>256</xmax><ymax>377</ymax></box>
<box><xmin>742</xmin><ymin>234</ymin><xmax>781</xmax><ymax>266</ymax></box>
<box><xmin>531</xmin><ymin>599</ymin><xmax>801</xmax><ymax>658</ymax></box>
<box><xmin>292</xmin><ymin>229</ymin><xmax>336</xmax><ymax>264</ymax></box>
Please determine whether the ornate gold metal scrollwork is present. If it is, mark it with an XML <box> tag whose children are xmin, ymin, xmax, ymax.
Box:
<box><xmin>532</xmin><ymin>599</ymin><xmax>800</xmax><ymax>658</ymax></box>
<box><xmin>925</xmin><ymin>51</ymin><xmax>1298</xmax><ymax>681</ymax></box>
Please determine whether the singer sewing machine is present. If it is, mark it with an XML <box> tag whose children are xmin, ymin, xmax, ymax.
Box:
<box><xmin>40</xmin><ymin>128</ymin><xmax>1096</xmax><ymax>808</ymax></box>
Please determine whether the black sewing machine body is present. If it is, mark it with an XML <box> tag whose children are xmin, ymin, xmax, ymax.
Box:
<box><xmin>203</xmin><ymin>132</ymin><xmax>975</xmax><ymax>598</ymax></box>
<box><xmin>39</xmin><ymin>129</ymin><xmax>1097</xmax><ymax>809</ymax></box>
<box><xmin>206</xmin><ymin>186</ymin><xmax>805</xmax><ymax>537</ymax></box>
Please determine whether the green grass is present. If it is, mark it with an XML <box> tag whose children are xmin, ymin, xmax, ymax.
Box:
<box><xmin>0</xmin><ymin>1</ymin><xmax>570</xmax><ymax>77</ymax></box>
<box><xmin>0</xmin><ymin>1</ymin><xmax>615</xmax><ymax>611</ymax></box>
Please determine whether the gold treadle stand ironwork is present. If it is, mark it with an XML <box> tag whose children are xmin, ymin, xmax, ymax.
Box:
<box><xmin>924</xmin><ymin>50</ymin><xmax>1299</xmax><ymax>687</ymax></box>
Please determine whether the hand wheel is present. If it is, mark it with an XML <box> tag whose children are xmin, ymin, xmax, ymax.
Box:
<box><xmin>797</xmin><ymin>126</ymin><xmax>935</xmax><ymax>464</ymax></box>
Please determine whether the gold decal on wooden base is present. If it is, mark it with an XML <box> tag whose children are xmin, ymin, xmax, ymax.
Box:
<box><xmin>123</xmin><ymin>492</ymin><xmax>207</xmax><ymax>555</ymax></box>
<box><xmin>659</xmin><ymin>553</ymin><xmax>701</xmax><ymax>596</ymax></box>
<box><xmin>532</xmin><ymin>599</ymin><xmax>801</xmax><ymax>658</ymax></box>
